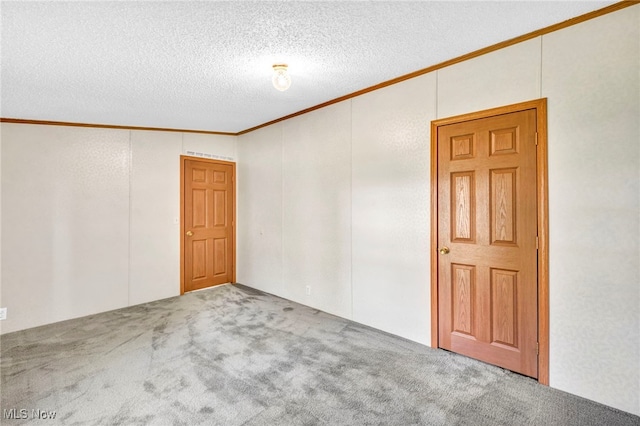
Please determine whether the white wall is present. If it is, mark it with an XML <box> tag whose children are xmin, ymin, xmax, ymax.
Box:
<box><xmin>237</xmin><ymin>124</ymin><xmax>284</xmax><ymax>296</ymax></box>
<box><xmin>351</xmin><ymin>74</ymin><xmax>435</xmax><ymax>344</ymax></box>
<box><xmin>0</xmin><ymin>122</ymin><xmax>3</xmax><ymax>333</ymax></box>
<box><xmin>1</xmin><ymin>124</ymin><xmax>237</xmax><ymax>333</ymax></box>
<box><xmin>541</xmin><ymin>7</ymin><xmax>640</xmax><ymax>414</ymax></box>
<box><xmin>1</xmin><ymin>125</ymin><xmax>130</xmax><ymax>333</ymax></box>
<box><xmin>237</xmin><ymin>103</ymin><xmax>353</xmax><ymax>318</ymax></box>
<box><xmin>437</xmin><ymin>37</ymin><xmax>541</xmax><ymax>117</ymax></box>
<box><xmin>237</xmin><ymin>6</ymin><xmax>639</xmax><ymax>415</ymax></box>
<box><xmin>282</xmin><ymin>102</ymin><xmax>352</xmax><ymax>318</ymax></box>
<box><xmin>129</xmin><ymin>131</ymin><xmax>182</xmax><ymax>305</ymax></box>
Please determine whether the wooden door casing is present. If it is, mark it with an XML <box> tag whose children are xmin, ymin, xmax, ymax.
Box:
<box><xmin>181</xmin><ymin>156</ymin><xmax>235</xmax><ymax>293</ymax></box>
<box><xmin>430</xmin><ymin>99</ymin><xmax>549</xmax><ymax>383</ymax></box>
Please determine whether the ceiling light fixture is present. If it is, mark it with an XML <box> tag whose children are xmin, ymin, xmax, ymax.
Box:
<box><xmin>272</xmin><ymin>64</ymin><xmax>291</xmax><ymax>91</ymax></box>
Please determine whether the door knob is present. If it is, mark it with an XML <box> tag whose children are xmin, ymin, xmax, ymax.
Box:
<box><xmin>439</xmin><ymin>247</ymin><xmax>450</xmax><ymax>255</ymax></box>
<box><xmin>186</xmin><ymin>231</ymin><xmax>193</xmax><ymax>236</ymax></box>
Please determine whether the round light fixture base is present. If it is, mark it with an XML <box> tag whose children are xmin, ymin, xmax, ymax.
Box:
<box><xmin>272</xmin><ymin>64</ymin><xmax>291</xmax><ymax>91</ymax></box>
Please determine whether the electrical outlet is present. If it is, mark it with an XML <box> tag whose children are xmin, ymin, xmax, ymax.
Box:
<box><xmin>0</xmin><ymin>308</ymin><xmax>6</xmax><ymax>320</ymax></box>
<box><xmin>305</xmin><ymin>286</ymin><xmax>311</xmax><ymax>296</ymax></box>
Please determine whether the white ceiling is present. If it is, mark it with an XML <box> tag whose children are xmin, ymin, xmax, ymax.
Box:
<box><xmin>1</xmin><ymin>1</ymin><xmax>615</xmax><ymax>134</ymax></box>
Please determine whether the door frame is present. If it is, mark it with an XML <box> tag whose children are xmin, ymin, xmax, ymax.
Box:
<box><xmin>180</xmin><ymin>155</ymin><xmax>236</xmax><ymax>295</ymax></box>
<box><xmin>430</xmin><ymin>98</ymin><xmax>549</xmax><ymax>384</ymax></box>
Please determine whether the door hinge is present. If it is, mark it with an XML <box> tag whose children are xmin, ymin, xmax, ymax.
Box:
<box><xmin>536</xmin><ymin>236</ymin><xmax>539</xmax><ymax>250</ymax></box>
<box><xmin>536</xmin><ymin>342</ymin><xmax>539</xmax><ymax>355</ymax></box>
<box><xmin>535</xmin><ymin>132</ymin><xmax>538</xmax><ymax>145</ymax></box>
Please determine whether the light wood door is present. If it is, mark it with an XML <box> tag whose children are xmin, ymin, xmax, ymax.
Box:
<box><xmin>437</xmin><ymin>109</ymin><xmax>538</xmax><ymax>378</ymax></box>
<box><xmin>183</xmin><ymin>158</ymin><xmax>234</xmax><ymax>292</ymax></box>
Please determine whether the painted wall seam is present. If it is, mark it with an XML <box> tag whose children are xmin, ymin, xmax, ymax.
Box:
<box><xmin>278</xmin><ymin>123</ymin><xmax>290</xmax><ymax>297</ymax></box>
<box><xmin>127</xmin><ymin>130</ymin><xmax>133</xmax><ymax>306</ymax></box>
<box><xmin>539</xmin><ymin>36</ymin><xmax>544</xmax><ymax>99</ymax></box>
<box><xmin>349</xmin><ymin>99</ymin><xmax>354</xmax><ymax>321</ymax></box>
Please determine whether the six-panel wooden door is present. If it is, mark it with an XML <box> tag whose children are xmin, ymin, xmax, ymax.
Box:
<box><xmin>437</xmin><ymin>109</ymin><xmax>538</xmax><ymax>378</ymax></box>
<box><xmin>183</xmin><ymin>158</ymin><xmax>234</xmax><ymax>292</ymax></box>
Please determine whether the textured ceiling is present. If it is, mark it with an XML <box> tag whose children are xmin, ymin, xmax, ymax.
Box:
<box><xmin>1</xmin><ymin>1</ymin><xmax>615</xmax><ymax>133</ymax></box>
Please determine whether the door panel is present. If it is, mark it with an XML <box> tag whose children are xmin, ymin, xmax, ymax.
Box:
<box><xmin>451</xmin><ymin>263</ymin><xmax>475</xmax><ymax>336</ymax></box>
<box><xmin>490</xmin><ymin>168</ymin><xmax>518</xmax><ymax>245</ymax></box>
<box><xmin>490</xmin><ymin>268</ymin><xmax>518</xmax><ymax>347</ymax></box>
<box><xmin>214</xmin><ymin>238</ymin><xmax>227</xmax><ymax>276</ymax></box>
<box><xmin>192</xmin><ymin>189</ymin><xmax>207</xmax><ymax>228</ymax></box>
<box><xmin>184</xmin><ymin>159</ymin><xmax>234</xmax><ymax>292</ymax></box>
<box><xmin>191</xmin><ymin>239</ymin><xmax>208</xmax><ymax>279</ymax></box>
<box><xmin>213</xmin><ymin>191</ymin><xmax>226</xmax><ymax>226</ymax></box>
<box><xmin>437</xmin><ymin>109</ymin><xmax>538</xmax><ymax>378</ymax></box>
<box><xmin>451</xmin><ymin>172</ymin><xmax>475</xmax><ymax>242</ymax></box>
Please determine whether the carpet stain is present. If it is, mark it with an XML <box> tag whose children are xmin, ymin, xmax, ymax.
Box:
<box><xmin>143</xmin><ymin>381</ymin><xmax>156</xmax><ymax>393</ymax></box>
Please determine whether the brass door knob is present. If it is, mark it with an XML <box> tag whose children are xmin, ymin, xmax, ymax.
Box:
<box><xmin>439</xmin><ymin>247</ymin><xmax>450</xmax><ymax>255</ymax></box>
<box><xmin>186</xmin><ymin>231</ymin><xmax>193</xmax><ymax>236</ymax></box>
